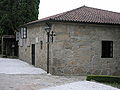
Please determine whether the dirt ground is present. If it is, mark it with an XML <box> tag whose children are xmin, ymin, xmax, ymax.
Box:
<box><xmin>0</xmin><ymin>73</ymin><xmax>86</xmax><ymax>90</ymax></box>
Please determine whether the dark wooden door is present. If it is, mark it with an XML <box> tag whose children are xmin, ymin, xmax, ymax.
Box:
<box><xmin>32</xmin><ymin>44</ymin><xmax>35</xmax><ymax>65</ymax></box>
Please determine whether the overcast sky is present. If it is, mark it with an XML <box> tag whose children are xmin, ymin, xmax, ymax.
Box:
<box><xmin>38</xmin><ymin>0</ymin><xmax>120</xmax><ymax>19</ymax></box>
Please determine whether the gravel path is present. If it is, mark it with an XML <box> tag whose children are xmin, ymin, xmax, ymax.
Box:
<box><xmin>0</xmin><ymin>74</ymin><xmax>86</xmax><ymax>90</ymax></box>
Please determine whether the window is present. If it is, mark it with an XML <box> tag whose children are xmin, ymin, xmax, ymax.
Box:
<box><xmin>101</xmin><ymin>41</ymin><xmax>113</xmax><ymax>58</ymax></box>
<box><xmin>21</xmin><ymin>27</ymin><xmax>27</xmax><ymax>39</ymax></box>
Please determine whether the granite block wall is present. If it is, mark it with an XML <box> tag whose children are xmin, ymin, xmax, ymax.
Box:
<box><xmin>50</xmin><ymin>23</ymin><xmax>120</xmax><ymax>76</ymax></box>
<box><xmin>19</xmin><ymin>22</ymin><xmax>120</xmax><ymax>76</ymax></box>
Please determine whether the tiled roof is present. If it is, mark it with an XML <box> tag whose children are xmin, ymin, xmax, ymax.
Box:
<box><xmin>26</xmin><ymin>6</ymin><xmax>120</xmax><ymax>25</ymax></box>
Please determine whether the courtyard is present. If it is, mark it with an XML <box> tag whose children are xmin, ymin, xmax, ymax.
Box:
<box><xmin>0</xmin><ymin>58</ymin><xmax>119</xmax><ymax>90</ymax></box>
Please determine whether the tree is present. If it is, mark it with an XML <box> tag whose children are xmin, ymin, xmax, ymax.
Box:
<box><xmin>0</xmin><ymin>0</ymin><xmax>40</xmax><ymax>36</ymax></box>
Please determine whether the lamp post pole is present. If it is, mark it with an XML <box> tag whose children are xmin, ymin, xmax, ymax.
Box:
<box><xmin>45</xmin><ymin>26</ymin><xmax>51</xmax><ymax>74</ymax></box>
<box><xmin>45</xmin><ymin>26</ymin><xmax>55</xmax><ymax>74</ymax></box>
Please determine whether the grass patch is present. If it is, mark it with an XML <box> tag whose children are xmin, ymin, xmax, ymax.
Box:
<box><xmin>86</xmin><ymin>75</ymin><xmax>120</xmax><ymax>88</ymax></box>
<box><xmin>106</xmin><ymin>83</ymin><xmax>120</xmax><ymax>88</ymax></box>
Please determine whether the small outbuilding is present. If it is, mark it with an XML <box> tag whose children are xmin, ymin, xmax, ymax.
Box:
<box><xmin>18</xmin><ymin>6</ymin><xmax>120</xmax><ymax>76</ymax></box>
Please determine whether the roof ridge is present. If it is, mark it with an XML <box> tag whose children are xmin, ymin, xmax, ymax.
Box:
<box><xmin>50</xmin><ymin>6</ymin><xmax>86</xmax><ymax>20</ymax></box>
<box><xmin>42</xmin><ymin>6</ymin><xmax>120</xmax><ymax>21</ymax></box>
<box><xmin>50</xmin><ymin>6</ymin><xmax>120</xmax><ymax>20</ymax></box>
<box><xmin>85</xmin><ymin>6</ymin><xmax>120</xmax><ymax>14</ymax></box>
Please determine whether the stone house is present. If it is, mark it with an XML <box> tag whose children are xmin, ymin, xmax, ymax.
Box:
<box><xmin>18</xmin><ymin>6</ymin><xmax>120</xmax><ymax>76</ymax></box>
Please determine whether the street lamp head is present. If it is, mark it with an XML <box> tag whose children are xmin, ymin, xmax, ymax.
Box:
<box><xmin>44</xmin><ymin>26</ymin><xmax>51</xmax><ymax>32</ymax></box>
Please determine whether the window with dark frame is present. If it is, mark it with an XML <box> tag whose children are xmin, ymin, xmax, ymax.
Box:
<box><xmin>101</xmin><ymin>41</ymin><xmax>113</xmax><ymax>58</ymax></box>
<box><xmin>21</xmin><ymin>27</ymin><xmax>27</xmax><ymax>39</ymax></box>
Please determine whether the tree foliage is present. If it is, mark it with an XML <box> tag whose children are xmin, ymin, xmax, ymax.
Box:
<box><xmin>0</xmin><ymin>0</ymin><xmax>40</xmax><ymax>35</ymax></box>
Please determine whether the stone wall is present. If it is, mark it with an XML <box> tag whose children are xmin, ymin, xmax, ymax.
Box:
<box><xmin>19</xmin><ymin>23</ymin><xmax>47</xmax><ymax>71</ymax></box>
<box><xmin>50</xmin><ymin>22</ymin><xmax>120</xmax><ymax>76</ymax></box>
<box><xmin>19</xmin><ymin>22</ymin><xmax>120</xmax><ymax>76</ymax></box>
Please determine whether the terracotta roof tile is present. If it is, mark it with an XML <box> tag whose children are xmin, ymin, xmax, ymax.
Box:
<box><xmin>26</xmin><ymin>6</ymin><xmax>120</xmax><ymax>25</ymax></box>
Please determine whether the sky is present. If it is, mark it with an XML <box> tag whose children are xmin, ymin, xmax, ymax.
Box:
<box><xmin>38</xmin><ymin>0</ymin><xmax>120</xmax><ymax>19</ymax></box>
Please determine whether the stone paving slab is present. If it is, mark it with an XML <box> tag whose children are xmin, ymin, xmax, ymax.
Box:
<box><xmin>0</xmin><ymin>74</ymin><xmax>86</xmax><ymax>90</ymax></box>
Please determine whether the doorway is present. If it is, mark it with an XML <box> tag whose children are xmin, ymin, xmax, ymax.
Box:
<box><xmin>32</xmin><ymin>44</ymin><xmax>35</xmax><ymax>65</ymax></box>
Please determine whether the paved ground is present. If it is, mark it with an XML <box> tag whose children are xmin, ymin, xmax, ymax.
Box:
<box><xmin>0</xmin><ymin>73</ymin><xmax>86</xmax><ymax>90</ymax></box>
<box><xmin>0</xmin><ymin>58</ymin><xmax>119</xmax><ymax>90</ymax></box>
<box><xmin>0</xmin><ymin>58</ymin><xmax>86</xmax><ymax>90</ymax></box>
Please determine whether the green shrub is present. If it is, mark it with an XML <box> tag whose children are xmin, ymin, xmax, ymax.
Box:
<box><xmin>86</xmin><ymin>75</ymin><xmax>120</xmax><ymax>84</ymax></box>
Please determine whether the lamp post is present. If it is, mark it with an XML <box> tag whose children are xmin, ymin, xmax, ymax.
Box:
<box><xmin>45</xmin><ymin>27</ymin><xmax>51</xmax><ymax>73</ymax></box>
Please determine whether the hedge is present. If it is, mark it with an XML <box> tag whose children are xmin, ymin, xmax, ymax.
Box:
<box><xmin>86</xmin><ymin>75</ymin><xmax>120</xmax><ymax>84</ymax></box>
